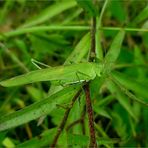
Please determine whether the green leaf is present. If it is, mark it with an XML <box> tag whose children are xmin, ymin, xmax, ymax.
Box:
<box><xmin>0</xmin><ymin>0</ymin><xmax>14</xmax><ymax>23</ymax></box>
<box><xmin>133</xmin><ymin>6</ymin><xmax>148</xmax><ymax>24</ymax></box>
<box><xmin>21</xmin><ymin>0</ymin><xmax>77</xmax><ymax>27</ymax></box>
<box><xmin>106</xmin><ymin>79</ymin><xmax>138</xmax><ymax>121</ymax></box>
<box><xmin>142</xmin><ymin>20</ymin><xmax>148</xmax><ymax>29</ymax></box>
<box><xmin>134</xmin><ymin>45</ymin><xmax>146</xmax><ymax>80</ymax></box>
<box><xmin>14</xmin><ymin>39</ymin><xmax>31</xmax><ymax>60</ymax></box>
<box><xmin>76</xmin><ymin>0</ymin><xmax>97</xmax><ymax>16</ymax></box>
<box><xmin>67</xmin><ymin>133</ymin><xmax>89</xmax><ymax>146</ymax></box>
<box><xmin>109</xmin><ymin>0</ymin><xmax>126</xmax><ymax>22</ymax></box>
<box><xmin>26</xmin><ymin>86</ymin><xmax>46</xmax><ymax>102</ymax></box>
<box><xmin>97</xmin><ymin>138</ymin><xmax>119</xmax><ymax>146</ymax></box>
<box><xmin>0</xmin><ymin>26</ymin><xmax>89</xmax><ymax>40</ymax></box>
<box><xmin>94</xmin><ymin>95</ymin><xmax>114</xmax><ymax>108</ymax></box>
<box><xmin>143</xmin><ymin>108</ymin><xmax>148</xmax><ymax>144</ymax></box>
<box><xmin>0</xmin><ymin>131</ymin><xmax>7</xmax><ymax>145</ymax></box>
<box><xmin>2</xmin><ymin>137</ymin><xmax>15</xmax><ymax>148</ymax></box>
<box><xmin>94</xmin><ymin>107</ymin><xmax>112</xmax><ymax>119</ymax></box>
<box><xmin>28</xmin><ymin>33</ymin><xmax>69</xmax><ymax>60</ymax></box>
<box><xmin>105</xmin><ymin>30</ymin><xmax>125</xmax><ymax>64</ymax></box>
<box><xmin>0</xmin><ymin>85</ymin><xmax>80</xmax><ymax>131</ymax></box>
<box><xmin>111</xmin><ymin>71</ymin><xmax>148</xmax><ymax>100</ymax></box>
<box><xmin>0</xmin><ymin>43</ymin><xmax>28</xmax><ymax>72</ymax></box>
<box><xmin>65</xmin><ymin>33</ymin><xmax>90</xmax><ymax>64</ymax></box>
<box><xmin>16</xmin><ymin>128</ymin><xmax>56</xmax><ymax>148</ymax></box>
<box><xmin>110</xmin><ymin>107</ymin><xmax>129</xmax><ymax>140</ymax></box>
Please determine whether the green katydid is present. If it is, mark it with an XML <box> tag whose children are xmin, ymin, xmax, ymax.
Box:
<box><xmin>0</xmin><ymin>62</ymin><xmax>104</xmax><ymax>87</ymax></box>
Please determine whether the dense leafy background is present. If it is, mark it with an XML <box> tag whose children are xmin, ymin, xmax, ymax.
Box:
<box><xmin>0</xmin><ymin>0</ymin><xmax>148</xmax><ymax>147</ymax></box>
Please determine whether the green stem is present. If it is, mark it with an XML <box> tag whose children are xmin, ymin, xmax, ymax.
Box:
<box><xmin>0</xmin><ymin>26</ymin><xmax>148</xmax><ymax>40</ymax></box>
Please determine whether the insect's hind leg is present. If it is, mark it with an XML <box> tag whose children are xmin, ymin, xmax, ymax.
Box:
<box><xmin>75</xmin><ymin>71</ymin><xmax>92</xmax><ymax>83</ymax></box>
<box><xmin>56</xmin><ymin>71</ymin><xmax>91</xmax><ymax>87</ymax></box>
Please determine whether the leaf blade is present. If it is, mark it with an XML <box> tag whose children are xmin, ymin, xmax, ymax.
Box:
<box><xmin>0</xmin><ymin>85</ymin><xmax>80</xmax><ymax>132</ymax></box>
<box><xmin>105</xmin><ymin>30</ymin><xmax>125</xmax><ymax>64</ymax></box>
<box><xmin>21</xmin><ymin>0</ymin><xmax>77</xmax><ymax>28</ymax></box>
<box><xmin>76</xmin><ymin>0</ymin><xmax>97</xmax><ymax>16</ymax></box>
<box><xmin>133</xmin><ymin>6</ymin><xmax>148</xmax><ymax>24</ymax></box>
<box><xmin>106</xmin><ymin>79</ymin><xmax>138</xmax><ymax>121</ymax></box>
<box><xmin>111</xmin><ymin>71</ymin><xmax>148</xmax><ymax>100</ymax></box>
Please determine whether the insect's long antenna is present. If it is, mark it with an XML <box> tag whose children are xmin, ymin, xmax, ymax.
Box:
<box><xmin>31</xmin><ymin>58</ymin><xmax>51</xmax><ymax>69</ymax></box>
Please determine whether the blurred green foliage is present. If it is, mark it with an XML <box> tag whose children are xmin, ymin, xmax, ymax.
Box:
<box><xmin>0</xmin><ymin>0</ymin><xmax>148</xmax><ymax>147</ymax></box>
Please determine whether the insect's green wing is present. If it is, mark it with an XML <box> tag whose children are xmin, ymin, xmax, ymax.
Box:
<box><xmin>0</xmin><ymin>63</ymin><xmax>96</xmax><ymax>87</ymax></box>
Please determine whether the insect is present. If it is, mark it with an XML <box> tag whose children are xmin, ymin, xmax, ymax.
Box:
<box><xmin>0</xmin><ymin>62</ymin><xmax>104</xmax><ymax>87</ymax></box>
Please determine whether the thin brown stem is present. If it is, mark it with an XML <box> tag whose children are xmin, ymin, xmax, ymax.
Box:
<box><xmin>51</xmin><ymin>89</ymin><xmax>82</xmax><ymax>147</ymax></box>
<box><xmin>83</xmin><ymin>0</ymin><xmax>98</xmax><ymax>146</ymax></box>
<box><xmin>90</xmin><ymin>17</ymin><xmax>96</xmax><ymax>62</ymax></box>
<box><xmin>83</xmin><ymin>83</ymin><xmax>97</xmax><ymax>148</ymax></box>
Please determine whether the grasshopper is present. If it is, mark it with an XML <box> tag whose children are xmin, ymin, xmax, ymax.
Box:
<box><xmin>0</xmin><ymin>62</ymin><xmax>104</xmax><ymax>87</ymax></box>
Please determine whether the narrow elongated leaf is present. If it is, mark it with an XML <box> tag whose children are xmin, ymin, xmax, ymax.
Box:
<box><xmin>106</xmin><ymin>80</ymin><xmax>138</xmax><ymax>121</ymax></box>
<box><xmin>105</xmin><ymin>30</ymin><xmax>125</xmax><ymax>64</ymax></box>
<box><xmin>0</xmin><ymin>85</ymin><xmax>80</xmax><ymax>132</ymax></box>
<box><xmin>16</xmin><ymin>129</ymin><xmax>56</xmax><ymax>148</ymax></box>
<box><xmin>0</xmin><ymin>0</ymin><xmax>14</xmax><ymax>23</ymax></box>
<box><xmin>65</xmin><ymin>33</ymin><xmax>90</xmax><ymax>64</ymax></box>
<box><xmin>110</xmin><ymin>110</ymin><xmax>128</xmax><ymax>140</ymax></box>
<box><xmin>134</xmin><ymin>46</ymin><xmax>146</xmax><ymax>80</ymax></box>
<box><xmin>26</xmin><ymin>86</ymin><xmax>46</xmax><ymax>102</ymax></box>
<box><xmin>76</xmin><ymin>0</ymin><xmax>97</xmax><ymax>16</ymax></box>
<box><xmin>134</xmin><ymin>6</ymin><xmax>148</xmax><ymax>24</ymax></box>
<box><xmin>97</xmin><ymin>138</ymin><xmax>119</xmax><ymax>146</ymax></box>
<box><xmin>94</xmin><ymin>107</ymin><xmax>112</xmax><ymax>119</ymax></box>
<box><xmin>0</xmin><ymin>26</ymin><xmax>89</xmax><ymax>40</ymax></box>
<box><xmin>21</xmin><ymin>0</ymin><xmax>77</xmax><ymax>27</ymax></box>
<box><xmin>111</xmin><ymin>71</ymin><xmax>148</xmax><ymax>100</ymax></box>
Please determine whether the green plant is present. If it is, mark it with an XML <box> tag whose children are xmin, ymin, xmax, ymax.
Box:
<box><xmin>0</xmin><ymin>0</ymin><xmax>148</xmax><ymax>147</ymax></box>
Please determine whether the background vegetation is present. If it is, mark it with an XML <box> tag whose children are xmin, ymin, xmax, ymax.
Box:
<box><xmin>0</xmin><ymin>0</ymin><xmax>148</xmax><ymax>147</ymax></box>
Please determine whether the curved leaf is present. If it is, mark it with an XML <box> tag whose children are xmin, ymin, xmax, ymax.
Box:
<box><xmin>105</xmin><ymin>30</ymin><xmax>125</xmax><ymax>64</ymax></box>
<box><xmin>0</xmin><ymin>85</ymin><xmax>80</xmax><ymax>132</ymax></box>
<box><xmin>111</xmin><ymin>71</ymin><xmax>148</xmax><ymax>100</ymax></box>
<box><xmin>21</xmin><ymin>0</ymin><xmax>77</xmax><ymax>28</ymax></box>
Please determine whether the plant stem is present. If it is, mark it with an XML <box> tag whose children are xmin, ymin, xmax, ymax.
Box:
<box><xmin>83</xmin><ymin>83</ymin><xmax>97</xmax><ymax>148</ymax></box>
<box><xmin>50</xmin><ymin>89</ymin><xmax>82</xmax><ymax>147</ymax></box>
<box><xmin>0</xmin><ymin>26</ymin><xmax>148</xmax><ymax>40</ymax></box>
<box><xmin>83</xmin><ymin>4</ymin><xmax>98</xmax><ymax>147</ymax></box>
<box><xmin>90</xmin><ymin>17</ymin><xmax>96</xmax><ymax>61</ymax></box>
